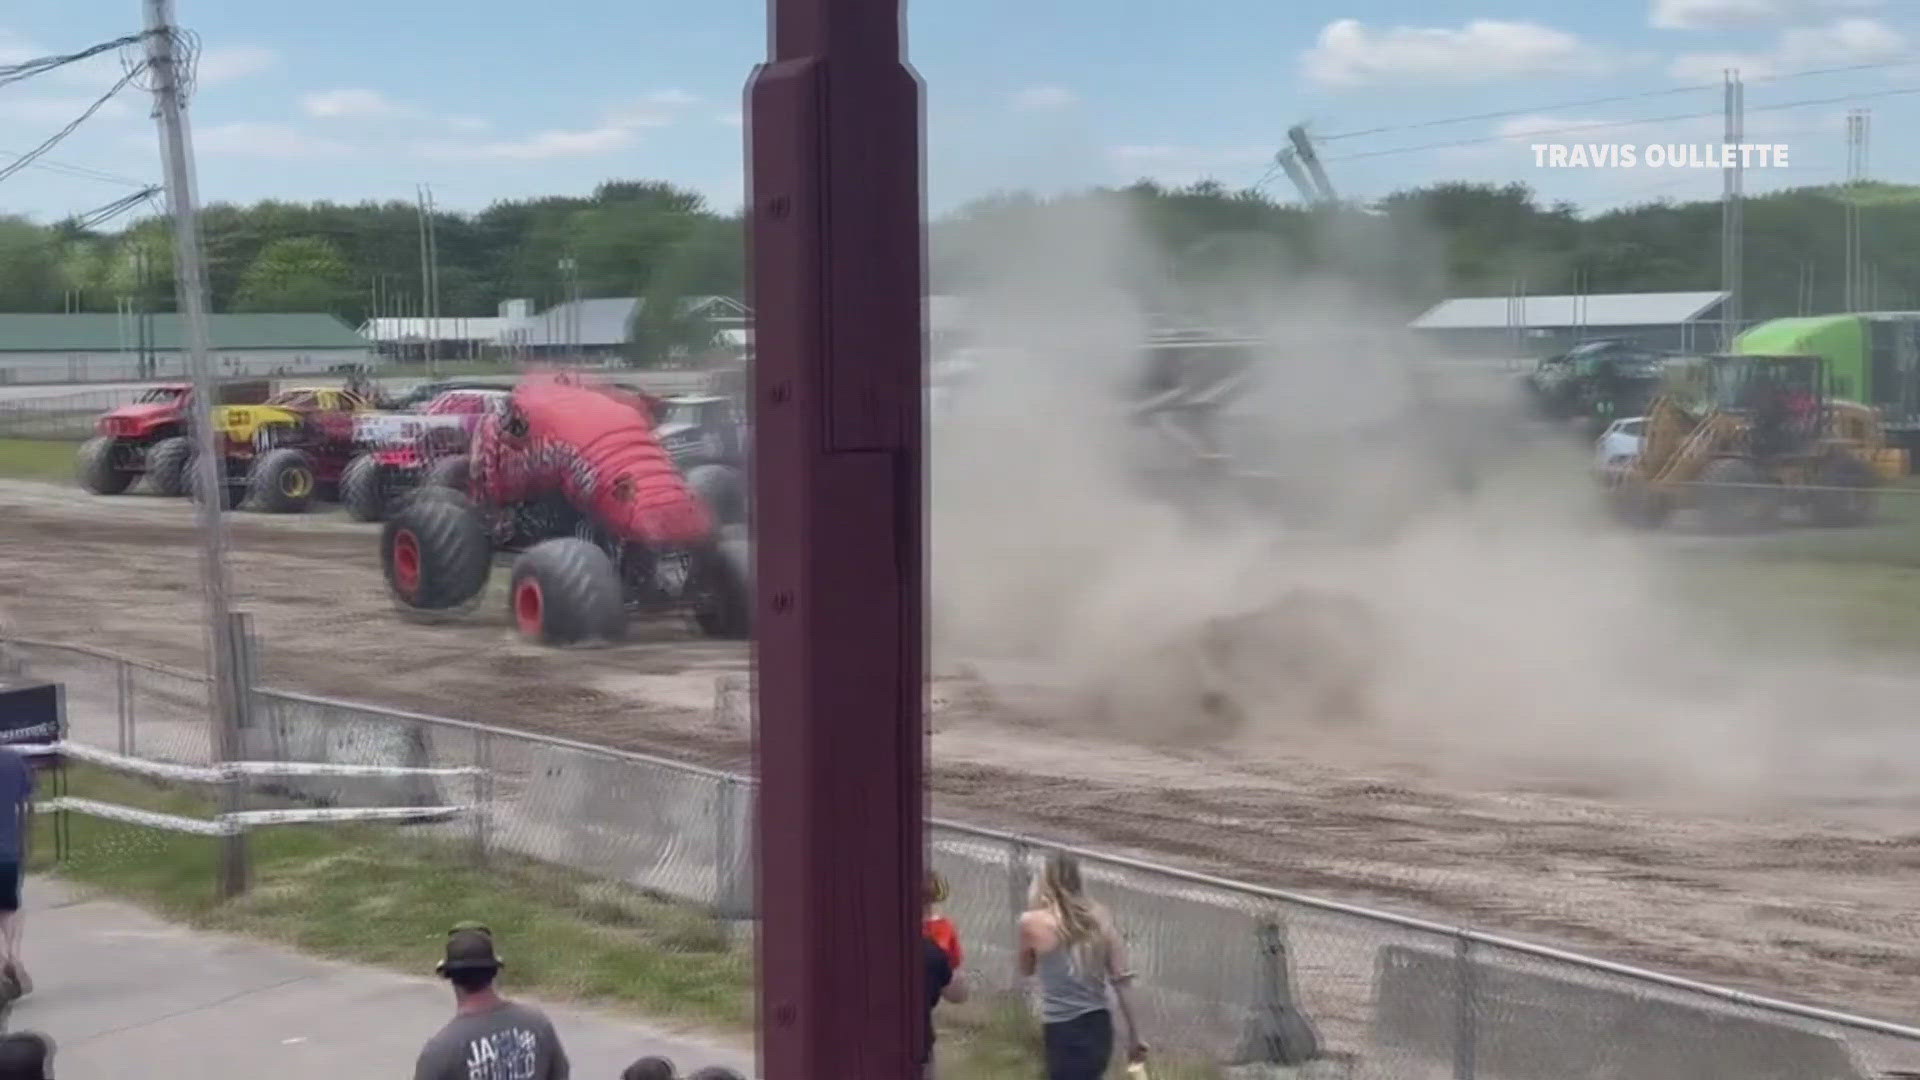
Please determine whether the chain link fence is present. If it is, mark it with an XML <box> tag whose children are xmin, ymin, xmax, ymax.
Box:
<box><xmin>0</xmin><ymin>387</ymin><xmax>147</xmax><ymax>440</ymax></box>
<box><xmin>7</xmin><ymin>634</ymin><xmax>1920</xmax><ymax>1077</ymax></box>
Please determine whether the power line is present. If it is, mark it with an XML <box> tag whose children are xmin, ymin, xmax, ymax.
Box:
<box><xmin>1322</xmin><ymin>82</ymin><xmax>1920</xmax><ymax>163</ymax></box>
<box><xmin>0</xmin><ymin>63</ymin><xmax>146</xmax><ymax>187</ymax></box>
<box><xmin>0</xmin><ymin>32</ymin><xmax>147</xmax><ymax>89</ymax></box>
<box><xmin>67</xmin><ymin>185</ymin><xmax>163</xmax><ymax>230</ymax></box>
<box><xmin>1316</xmin><ymin>56</ymin><xmax>1920</xmax><ymax>143</ymax></box>
<box><xmin>0</xmin><ymin>150</ymin><xmax>148</xmax><ymax>188</ymax></box>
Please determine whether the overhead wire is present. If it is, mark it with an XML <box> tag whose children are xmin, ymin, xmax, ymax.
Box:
<box><xmin>1321</xmin><ymin>82</ymin><xmax>1920</xmax><ymax>163</ymax></box>
<box><xmin>0</xmin><ymin>32</ymin><xmax>166</xmax><ymax>192</ymax></box>
<box><xmin>0</xmin><ymin>151</ymin><xmax>148</xmax><ymax>188</ymax></box>
<box><xmin>0</xmin><ymin>62</ymin><xmax>148</xmax><ymax>187</ymax></box>
<box><xmin>1315</xmin><ymin>55</ymin><xmax>1920</xmax><ymax>143</ymax></box>
<box><xmin>0</xmin><ymin>32</ymin><xmax>147</xmax><ymax>90</ymax></box>
<box><xmin>68</xmin><ymin>186</ymin><xmax>164</xmax><ymax>231</ymax></box>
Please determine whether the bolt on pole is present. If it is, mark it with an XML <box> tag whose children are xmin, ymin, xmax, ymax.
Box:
<box><xmin>143</xmin><ymin>0</ymin><xmax>248</xmax><ymax>897</ymax></box>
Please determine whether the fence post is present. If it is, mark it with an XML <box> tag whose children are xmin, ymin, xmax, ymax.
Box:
<box><xmin>1453</xmin><ymin>932</ymin><xmax>1478</xmax><ymax>1080</ymax></box>
<box><xmin>714</xmin><ymin>774</ymin><xmax>741</xmax><ymax>918</ymax></box>
<box><xmin>115</xmin><ymin>660</ymin><xmax>132</xmax><ymax>757</ymax></box>
<box><xmin>1008</xmin><ymin>836</ymin><xmax>1031</xmax><ymax>943</ymax></box>
<box><xmin>219</xmin><ymin>612</ymin><xmax>255</xmax><ymax>898</ymax></box>
<box><xmin>470</xmin><ymin>728</ymin><xmax>491</xmax><ymax>866</ymax></box>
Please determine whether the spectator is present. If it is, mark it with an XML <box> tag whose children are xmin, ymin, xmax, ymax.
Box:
<box><xmin>621</xmin><ymin>1057</ymin><xmax>675</xmax><ymax>1080</ymax></box>
<box><xmin>0</xmin><ymin>1032</ymin><xmax>51</xmax><ymax>1080</ymax></box>
<box><xmin>686</xmin><ymin>1070</ymin><xmax>743</xmax><ymax>1080</ymax></box>
<box><xmin>1019</xmin><ymin>853</ymin><xmax>1148</xmax><ymax>1080</ymax></box>
<box><xmin>414</xmin><ymin>922</ymin><xmax>570</xmax><ymax>1080</ymax></box>
<box><xmin>0</xmin><ymin>742</ymin><xmax>35</xmax><ymax>997</ymax></box>
<box><xmin>924</xmin><ymin>869</ymin><xmax>961</xmax><ymax>969</ymax></box>
<box><xmin>923</xmin><ymin>920</ymin><xmax>969</xmax><ymax>1078</ymax></box>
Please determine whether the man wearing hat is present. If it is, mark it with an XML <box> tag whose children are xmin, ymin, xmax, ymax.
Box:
<box><xmin>414</xmin><ymin>922</ymin><xmax>570</xmax><ymax>1080</ymax></box>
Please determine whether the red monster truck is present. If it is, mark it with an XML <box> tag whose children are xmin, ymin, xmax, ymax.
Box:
<box><xmin>76</xmin><ymin>379</ymin><xmax>271</xmax><ymax>496</ymax></box>
<box><xmin>377</xmin><ymin>371</ymin><xmax>749</xmax><ymax>644</ymax></box>
<box><xmin>339</xmin><ymin>389</ymin><xmax>508</xmax><ymax>522</ymax></box>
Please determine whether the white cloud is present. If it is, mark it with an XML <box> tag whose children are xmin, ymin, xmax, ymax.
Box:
<box><xmin>195</xmin><ymin>121</ymin><xmax>354</xmax><ymax>159</ymax></box>
<box><xmin>1301</xmin><ymin>18</ymin><xmax>1613</xmax><ymax>88</ymax></box>
<box><xmin>1668</xmin><ymin>17</ymin><xmax>1907</xmax><ymax>79</ymax></box>
<box><xmin>1010</xmin><ymin>85</ymin><xmax>1078</xmax><ymax>111</ymax></box>
<box><xmin>421</xmin><ymin>124</ymin><xmax>637</xmax><ymax>161</ymax></box>
<box><xmin>448</xmin><ymin>117</ymin><xmax>492</xmax><ymax>133</ymax></box>
<box><xmin>300</xmin><ymin>89</ymin><xmax>397</xmax><ymax>119</ymax></box>
<box><xmin>1651</xmin><ymin>0</ymin><xmax>1881</xmax><ymax>30</ymax></box>
<box><xmin>195</xmin><ymin>46</ymin><xmax>279</xmax><ymax>86</ymax></box>
<box><xmin>420</xmin><ymin>89</ymin><xmax>694</xmax><ymax>160</ymax></box>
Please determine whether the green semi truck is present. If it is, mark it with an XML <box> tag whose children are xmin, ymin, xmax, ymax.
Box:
<box><xmin>1734</xmin><ymin>314</ymin><xmax>1920</xmax><ymax>451</ymax></box>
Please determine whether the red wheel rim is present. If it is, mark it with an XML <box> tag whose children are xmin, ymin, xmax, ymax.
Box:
<box><xmin>514</xmin><ymin>579</ymin><xmax>543</xmax><ymax>637</ymax></box>
<box><xmin>392</xmin><ymin>530</ymin><xmax>421</xmax><ymax>597</ymax></box>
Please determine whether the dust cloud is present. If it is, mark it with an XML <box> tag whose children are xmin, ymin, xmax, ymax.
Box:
<box><xmin>925</xmin><ymin>190</ymin><xmax>1920</xmax><ymax>809</ymax></box>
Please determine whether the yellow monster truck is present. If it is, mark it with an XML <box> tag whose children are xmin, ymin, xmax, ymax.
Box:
<box><xmin>197</xmin><ymin>386</ymin><xmax>378</xmax><ymax>512</ymax></box>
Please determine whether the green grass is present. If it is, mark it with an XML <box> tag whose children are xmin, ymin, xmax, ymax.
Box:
<box><xmin>37</xmin><ymin>768</ymin><xmax>1207</xmax><ymax>1078</ymax></box>
<box><xmin>37</xmin><ymin>767</ymin><xmax>751</xmax><ymax>1028</ymax></box>
<box><xmin>0</xmin><ymin>438</ymin><xmax>79</xmax><ymax>483</ymax></box>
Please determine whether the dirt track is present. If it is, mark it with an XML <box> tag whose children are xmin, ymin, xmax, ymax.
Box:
<box><xmin>3</xmin><ymin>477</ymin><xmax>1920</xmax><ymax>1027</ymax></box>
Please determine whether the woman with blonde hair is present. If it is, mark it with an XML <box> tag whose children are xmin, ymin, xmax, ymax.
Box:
<box><xmin>1018</xmin><ymin>852</ymin><xmax>1148</xmax><ymax>1079</ymax></box>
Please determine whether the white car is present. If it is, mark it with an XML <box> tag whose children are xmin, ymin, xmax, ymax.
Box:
<box><xmin>1594</xmin><ymin>417</ymin><xmax>1645</xmax><ymax>478</ymax></box>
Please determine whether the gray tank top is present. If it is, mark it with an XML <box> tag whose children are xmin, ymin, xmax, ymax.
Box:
<box><xmin>1035</xmin><ymin>937</ymin><xmax>1111</xmax><ymax>1023</ymax></box>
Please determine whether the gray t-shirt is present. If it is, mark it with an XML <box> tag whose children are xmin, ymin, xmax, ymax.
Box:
<box><xmin>414</xmin><ymin>1001</ymin><xmax>569</xmax><ymax>1080</ymax></box>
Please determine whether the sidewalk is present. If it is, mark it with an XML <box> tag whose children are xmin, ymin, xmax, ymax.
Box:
<box><xmin>8</xmin><ymin>876</ymin><xmax>756</xmax><ymax>1078</ymax></box>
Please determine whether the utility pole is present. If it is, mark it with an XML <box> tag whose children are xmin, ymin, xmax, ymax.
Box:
<box><xmin>424</xmin><ymin>184</ymin><xmax>442</xmax><ymax>378</ymax></box>
<box><xmin>1287</xmin><ymin>125</ymin><xmax>1336</xmax><ymax>204</ymax></box>
<box><xmin>1720</xmin><ymin>69</ymin><xmax>1744</xmax><ymax>349</ymax></box>
<box><xmin>415</xmin><ymin>185</ymin><xmax>434</xmax><ymax>372</ymax></box>
<box><xmin>143</xmin><ymin>0</ymin><xmax>247</xmax><ymax>897</ymax></box>
<box><xmin>1844</xmin><ymin>108</ymin><xmax>1869</xmax><ymax>312</ymax></box>
<box><xmin>558</xmin><ymin>255</ymin><xmax>579</xmax><ymax>360</ymax></box>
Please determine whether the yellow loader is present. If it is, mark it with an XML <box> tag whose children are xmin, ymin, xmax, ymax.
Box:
<box><xmin>1602</xmin><ymin>353</ymin><xmax>1906</xmax><ymax>533</ymax></box>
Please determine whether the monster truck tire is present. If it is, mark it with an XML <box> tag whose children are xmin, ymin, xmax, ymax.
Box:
<box><xmin>76</xmin><ymin>437</ymin><xmax>133</xmax><ymax>495</ymax></box>
<box><xmin>1808</xmin><ymin>453</ymin><xmax>1877</xmax><ymax>528</ymax></box>
<box><xmin>1696</xmin><ymin>457</ymin><xmax>1778</xmax><ymax>535</ymax></box>
<box><xmin>685</xmin><ymin>463</ymin><xmax>747</xmax><ymax>528</ymax></box>
<box><xmin>145</xmin><ymin>436</ymin><xmax>192</xmax><ymax>497</ymax></box>
<box><xmin>694</xmin><ymin>527</ymin><xmax>751</xmax><ymax>639</ymax></box>
<box><xmin>383</xmin><ymin>492</ymin><xmax>491</xmax><ymax>611</ymax></box>
<box><xmin>248</xmin><ymin>448</ymin><xmax>317</xmax><ymax>514</ymax></box>
<box><xmin>340</xmin><ymin>454</ymin><xmax>385</xmax><ymax>522</ymax></box>
<box><xmin>422</xmin><ymin>454</ymin><xmax>470</xmax><ymax>496</ymax></box>
<box><xmin>508</xmin><ymin>538</ymin><xmax>628</xmax><ymax>646</ymax></box>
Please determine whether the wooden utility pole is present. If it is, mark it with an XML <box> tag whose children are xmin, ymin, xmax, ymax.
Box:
<box><xmin>143</xmin><ymin>0</ymin><xmax>247</xmax><ymax>896</ymax></box>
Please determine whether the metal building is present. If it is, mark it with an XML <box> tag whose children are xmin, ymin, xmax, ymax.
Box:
<box><xmin>1409</xmin><ymin>290</ymin><xmax>1730</xmax><ymax>357</ymax></box>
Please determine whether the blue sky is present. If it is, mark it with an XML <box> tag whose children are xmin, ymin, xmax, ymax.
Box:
<box><xmin>3</xmin><ymin>0</ymin><xmax>1916</xmax><ymax>225</ymax></box>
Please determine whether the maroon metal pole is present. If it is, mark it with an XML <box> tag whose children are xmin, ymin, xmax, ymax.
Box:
<box><xmin>746</xmin><ymin>0</ymin><xmax>927</xmax><ymax>1076</ymax></box>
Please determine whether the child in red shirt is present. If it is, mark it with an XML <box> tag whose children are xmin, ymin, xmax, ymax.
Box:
<box><xmin>925</xmin><ymin>869</ymin><xmax>962</xmax><ymax>969</ymax></box>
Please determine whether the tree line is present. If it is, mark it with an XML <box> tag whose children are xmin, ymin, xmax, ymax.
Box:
<box><xmin>4</xmin><ymin>176</ymin><xmax>1917</xmax><ymax>332</ymax></box>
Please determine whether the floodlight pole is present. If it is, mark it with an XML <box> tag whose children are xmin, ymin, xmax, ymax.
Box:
<box><xmin>145</xmin><ymin>0</ymin><xmax>247</xmax><ymax>897</ymax></box>
<box><xmin>747</xmin><ymin>0</ymin><xmax>927</xmax><ymax>1074</ymax></box>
